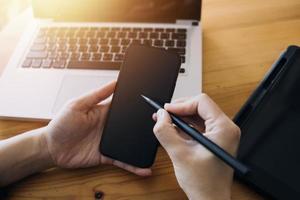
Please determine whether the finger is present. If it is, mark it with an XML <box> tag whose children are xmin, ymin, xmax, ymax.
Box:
<box><xmin>171</xmin><ymin>96</ymin><xmax>191</xmax><ymax>104</ymax></box>
<box><xmin>112</xmin><ymin>160</ymin><xmax>152</xmax><ymax>176</ymax></box>
<box><xmin>96</xmin><ymin>99</ymin><xmax>112</xmax><ymax>113</ymax></box>
<box><xmin>194</xmin><ymin>93</ymin><xmax>224</xmax><ymax>121</ymax></box>
<box><xmin>164</xmin><ymin>96</ymin><xmax>198</xmax><ymax>116</ymax></box>
<box><xmin>165</xmin><ymin>94</ymin><xmax>223</xmax><ymax>121</ymax></box>
<box><xmin>153</xmin><ymin>109</ymin><xmax>183</xmax><ymax>150</ymax></box>
<box><xmin>72</xmin><ymin>81</ymin><xmax>116</xmax><ymax>111</ymax></box>
<box><xmin>152</xmin><ymin>113</ymin><xmax>157</xmax><ymax>121</ymax></box>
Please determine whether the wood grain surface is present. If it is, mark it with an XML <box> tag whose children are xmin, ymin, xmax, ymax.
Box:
<box><xmin>1</xmin><ymin>0</ymin><xmax>300</xmax><ymax>199</ymax></box>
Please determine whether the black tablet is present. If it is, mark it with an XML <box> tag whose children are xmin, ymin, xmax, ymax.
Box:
<box><xmin>234</xmin><ymin>46</ymin><xmax>300</xmax><ymax>199</ymax></box>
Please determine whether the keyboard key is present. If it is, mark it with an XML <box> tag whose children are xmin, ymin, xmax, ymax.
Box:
<box><xmin>143</xmin><ymin>39</ymin><xmax>152</xmax><ymax>46</ymax></box>
<box><xmin>57</xmin><ymin>45</ymin><xmax>67</xmax><ymax>51</ymax></box>
<box><xmin>180</xmin><ymin>56</ymin><xmax>186</xmax><ymax>63</ymax></box>
<box><xmin>65</xmin><ymin>31</ymin><xmax>75</xmax><ymax>38</ymax></box>
<box><xmin>177</xmin><ymin>48</ymin><xmax>186</xmax><ymax>55</ymax></box>
<box><xmin>100</xmin><ymin>46</ymin><xmax>110</xmax><ymax>52</ymax></box>
<box><xmin>86</xmin><ymin>31</ymin><xmax>95</xmax><ymax>37</ymax></box>
<box><xmin>57</xmin><ymin>38</ymin><xmax>68</xmax><ymax>44</ymax></box>
<box><xmin>79</xmin><ymin>38</ymin><xmax>88</xmax><ymax>44</ymax></box>
<box><xmin>59</xmin><ymin>53</ymin><xmax>70</xmax><ymax>59</ymax></box>
<box><xmin>34</xmin><ymin>37</ymin><xmax>47</xmax><ymax>44</ymax></box>
<box><xmin>168</xmin><ymin>48</ymin><xmax>186</xmax><ymax>55</ymax></box>
<box><xmin>117</xmin><ymin>32</ymin><xmax>127</xmax><ymax>38</ymax></box>
<box><xmin>155</xmin><ymin>28</ymin><xmax>164</xmax><ymax>32</ymax></box>
<box><xmin>128</xmin><ymin>32</ymin><xmax>137</xmax><ymax>39</ymax></box>
<box><xmin>107</xmin><ymin>32</ymin><xmax>116</xmax><ymax>38</ymax></box>
<box><xmin>76</xmin><ymin>31</ymin><xmax>86</xmax><ymax>37</ymax></box>
<box><xmin>160</xmin><ymin>33</ymin><xmax>169</xmax><ymax>39</ymax></box>
<box><xmin>41</xmin><ymin>59</ymin><xmax>52</xmax><ymax>68</ymax></box>
<box><xmin>100</xmin><ymin>27</ymin><xmax>110</xmax><ymax>31</ymax></box>
<box><xmin>70</xmin><ymin>53</ymin><xmax>81</xmax><ymax>60</ymax></box>
<box><xmin>47</xmin><ymin>37</ymin><xmax>57</xmax><ymax>44</ymax></box>
<box><xmin>52</xmin><ymin>60</ymin><xmax>65</xmax><ymax>68</ymax></box>
<box><xmin>57</xmin><ymin>30</ymin><xmax>66</xmax><ymax>37</ymax></box>
<box><xmin>144</xmin><ymin>28</ymin><xmax>153</xmax><ymax>32</ymax></box>
<box><xmin>27</xmin><ymin>51</ymin><xmax>48</xmax><ymax>59</ymax></box>
<box><xmin>67</xmin><ymin>61</ymin><xmax>121</xmax><ymax>70</ymax></box>
<box><xmin>32</xmin><ymin>59</ymin><xmax>42</xmax><ymax>68</ymax></box>
<box><xmin>99</xmin><ymin>39</ymin><xmax>109</xmax><ymax>45</ymax></box>
<box><xmin>90</xmin><ymin>27</ymin><xmax>98</xmax><ymax>31</ymax></box>
<box><xmin>69</xmin><ymin>38</ymin><xmax>78</xmax><ymax>44</ymax></box>
<box><xmin>114</xmin><ymin>53</ymin><xmax>124</xmax><ymax>61</ymax></box>
<box><xmin>177</xmin><ymin>40</ymin><xmax>186</xmax><ymax>47</ymax></box>
<box><xmin>121</xmin><ymin>39</ymin><xmax>130</xmax><ymax>46</ymax></box>
<box><xmin>89</xmin><ymin>45</ymin><xmax>99</xmax><ymax>52</ymax></box>
<box><xmin>80</xmin><ymin>27</ymin><xmax>89</xmax><ymax>31</ymax></box>
<box><xmin>166</xmin><ymin>28</ymin><xmax>175</xmax><ymax>32</ymax></box>
<box><xmin>111</xmin><ymin>27</ymin><xmax>121</xmax><ymax>31</ymax></box>
<box><xmin>149</xmin><ymin>32</ymin><xmax>159</xmax><ymax>39</ymax></box>
<box><xmin>139</xmin><ymin>32</ymin><xmax>148</xmax><ymax>39</ymax></box>
<box><xmin>68</xmin><ymin>44</ymin><xmax>78</xmax><ymax>51</ymax></box>
<box><xmin>22</xmin><ymin>59</ymin><xmax>32</xmax><ymax>68</ymax></box>
<box><xmin>132</xmin><ymin>28</ymin><xmax>142</xmax><ymax>32</ymax></box>
<box><xmin>89</xmin><ymin>38</ymin><xmax>98</xmax><ymax>44</ymax></box>
<box><xmin>96</xmin><ymin>31</ymin><xmax>106</xmax><ymax>38</ymax></box>
<box><xmin>103</xmin><ymin>53</ymin><xmax>113</xmax><ymax>61</ymax></box>
<box><xmin>121</xmin><ymin>46</ymin><xmax>128</xmax><ymax>53</ymax></box>
<box><xmin>154</xmin><ymin>40</ymin><xmax>163</xmax><ymax>47</ymax></box>
<box><xmin>31</xmin><ymin>44</ymin><xmax>46</xmax><ymax>51</ymax></box>
<box><xmin>48</xmin><ymin>52</ymin><xmax>58</xmax><ymax>59</ymax></box>
<box><xmin>172</xmin><ymin>33</ymin><xmax>186</xmax><ymax>40</ymax></box>
<box><xmin>79</xmin><ymin>45</ymin><xmax>88</xmax><ymax>52</ymax></box>
<box><xmin>165</xmin><ymin>40</ymin><xmax>175</xmax><ymax>47</ymax></box>
<box><xmin>47</xmin><ymin>43</ymin><xmax>56</xmax><ymax>51</ymax></box>
<box><xmin>131</xmin><ymin>39</ymin><xmax>142</xmax><ymax>45</ymax></box>
<box><xmin>177</xmin><ymin>28</ymin><xmax>187</xmax><ymax>33</ymax></box>
<box><xmin>81</xmin><ymin>53</ymin><xmax>90</xmax><ymax>60</ymax></box>
<box><xmin>110</xmin><ymin>39</ymin><xmax>120</xmax><ymax>45</ymax></box>
<box><xmin>122</xmin><ymin>27</ymin><xmax>131</xmax><ymax>32</ymax></box>
<box><xmin>110</xmin><ymin>46</ymin><xmax>120</xmax><ymax>53</ymax></box>
<box><xmin>91</xmin><ymin>53</ymin><xmax>102</xmax><ymax>61</ymax></box>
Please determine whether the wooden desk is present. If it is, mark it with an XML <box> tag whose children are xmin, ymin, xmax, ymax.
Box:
<box><xmin>1</xmin><ymin>0</ymin><xmax>300</xmax><ymax>199</ymax></box>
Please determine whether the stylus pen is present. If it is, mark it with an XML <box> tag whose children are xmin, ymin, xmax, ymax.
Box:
<box><xmin>141</xmin><ymin>95</ymin><xmax>250</xmax><ymax>176</ymax></box>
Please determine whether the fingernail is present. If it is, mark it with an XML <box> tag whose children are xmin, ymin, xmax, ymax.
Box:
<box><xmin>157</xmin><ymin>109</ymin><xmax>164</xmax><ymax>118</ymax></box>
<box><xmin>164</xmin><ymin>103</ymin><xmax>170</xmax><ymax>109</ymax></box>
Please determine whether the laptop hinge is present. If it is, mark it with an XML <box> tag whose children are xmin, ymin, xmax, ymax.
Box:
<box><xmin>176</xmin><ymin>20</ymin><xmax>199</xmax><ymax>26</ymax></box>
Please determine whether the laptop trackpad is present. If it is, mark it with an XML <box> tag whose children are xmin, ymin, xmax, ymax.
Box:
<box><xmin>52</xmin><ymin>75</ymin><xmax>116</xmax><ymax>115</ymax></box>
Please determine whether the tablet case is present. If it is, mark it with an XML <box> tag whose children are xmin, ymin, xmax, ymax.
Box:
<box><xmin>234</xmin><ymin>45</ymin><xmax>300</xmax><ymax>199</ymax></box>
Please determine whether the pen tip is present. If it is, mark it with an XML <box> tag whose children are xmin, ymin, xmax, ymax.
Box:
<box><xmin>141</xmin><ymin>94</ymin><xmax>149</xmax><ymax>101</ymax></box>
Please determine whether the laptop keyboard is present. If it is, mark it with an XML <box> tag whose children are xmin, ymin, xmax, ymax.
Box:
<box><xmin>22</xmin><ymin>26</ymin><xmax>187</xmax><ymax>73</ymax></box>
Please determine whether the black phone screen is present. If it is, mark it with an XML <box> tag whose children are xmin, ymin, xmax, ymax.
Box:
<box><xmin>100</xmin><ymin>45</ymin><xmax>181</xmax><ymax>168</ymax></box>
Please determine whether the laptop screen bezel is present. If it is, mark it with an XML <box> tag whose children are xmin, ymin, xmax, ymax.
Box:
<box><xmin>32</xmin><ymin>0</ymin><xmax>201</xmax><ymax>23</ymax></box>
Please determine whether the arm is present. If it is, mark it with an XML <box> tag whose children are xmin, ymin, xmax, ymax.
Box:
<box><xmin>153</xmin><ymin>94</ymin><xmax>241</xmax><ymax>200</ymax></box>
<box><xmin>0</xmin><ymin>81</ymin><xmax>151</xmax><ymax>187</ymax></box>
<box><xmin>0</xmin><ymin>128</ymin><xmax>53</xmax><ymax>186</ymax></box>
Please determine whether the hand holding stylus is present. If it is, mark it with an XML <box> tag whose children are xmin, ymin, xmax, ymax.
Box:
<box><xmin>152</xmin><ymin>94</ymin><xmax>241</xmax><ymax>200</ymax></box>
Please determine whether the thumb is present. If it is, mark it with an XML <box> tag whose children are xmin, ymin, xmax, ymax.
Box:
<box><xmin>153</xmin><ymin>109</ymin><xmax>182</xmax><ymax>152</ymax></box>
<box><xmin>71</xmin><ymin>81</ymin><xmax>116</xmax><ymax>111</ymax></box>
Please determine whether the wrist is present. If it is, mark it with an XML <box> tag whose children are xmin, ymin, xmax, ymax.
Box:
<box><xmin>0</xmin><ymin>128</ymin><xmax>55</xmax><ymax>186</ymax></box>
<box><xmin>34</xmin><ymin>128</ymin><xmax>55</xmax><ymax>170</ymax></box>
<box><xmin>186</xmin><ymin>189</ymin><xmax>231</xmax><ymax>200</ymax></box>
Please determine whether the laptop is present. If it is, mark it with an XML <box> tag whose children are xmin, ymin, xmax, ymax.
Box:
<box><xmin>0</xmin><ymin>0</ymin><xmax>202</xmax><ymax>120</ymax></box>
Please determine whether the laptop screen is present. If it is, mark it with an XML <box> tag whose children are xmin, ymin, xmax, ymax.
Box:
<box><xmin>32</xmin><ymin>0</ymin><xmax>201</xmax><ymax>23</ymax></box>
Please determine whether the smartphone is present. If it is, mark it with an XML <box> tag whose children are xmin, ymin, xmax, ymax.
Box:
<box><xmin>100</xmin><ymin>45</ymin><xmax>181</xmax><ymax>168</ymax></box>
